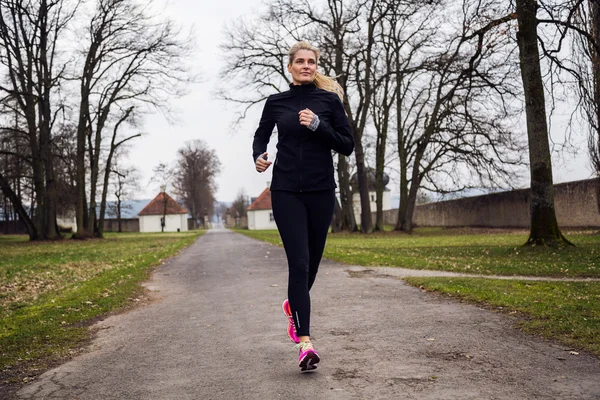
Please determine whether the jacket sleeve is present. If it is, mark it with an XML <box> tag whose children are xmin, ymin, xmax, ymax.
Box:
<box><xmin>252</xmin><ymin>97</ymin><xmax>275</xmax><ymax>162</ymax></box>
<box><xmin>314</xmin><ymin>94</ymin><xmax>354</xmax><ymax>156</ymax></box>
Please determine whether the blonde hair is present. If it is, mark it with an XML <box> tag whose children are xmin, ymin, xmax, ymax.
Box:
<box><xmin>288</xmin><ymin>41</ymin><xmax>344</xmax><ymax>102</ymax></box>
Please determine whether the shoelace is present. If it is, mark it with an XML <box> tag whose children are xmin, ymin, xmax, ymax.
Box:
<box><xmin>295</xmin><ymin>341</ymin><xmax>314</xmax><ymax>352</ymax></box>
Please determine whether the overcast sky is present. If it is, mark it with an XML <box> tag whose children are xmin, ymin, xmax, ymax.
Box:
<box><xmin>126</xmin><ymin>0</ymin><xmax>595</xmax><ymax>203</ymax></box>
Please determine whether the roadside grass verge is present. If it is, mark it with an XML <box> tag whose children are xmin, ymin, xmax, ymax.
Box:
<box><xmin>236</xmin><ymin>228</ymin><xmax>600</xmax><ymax>278</ymax></box>
<box><xmin>403</xmin><ymin>277</ymin><xmax>600</xmax><ymax>357</ymax></box>
<box><xmin>0</xmin><ymin>231</ymin><xmax>202</xmax><ymax>383</ymax></box>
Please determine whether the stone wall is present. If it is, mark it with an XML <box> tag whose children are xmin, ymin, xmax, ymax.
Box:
<box><xmin>371</xmin><ymin>178</ymin><xmax>600</xmax><ymax>228</ymax></box>
<box><xmin>224</xmin><ymin>214</ymin><xmax>248</xmax><ymax>229</ymax></box>
<box><xmin>413</xmin><ymin>178</ymin><xmax>599</xmax><ymax>228</ymax></box>
<box><xmin>102</xmin><ymin>218</ymin><xmax>140</xmax><ymax>232</ymax></box>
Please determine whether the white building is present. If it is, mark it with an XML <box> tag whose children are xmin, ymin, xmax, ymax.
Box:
<box><xmin>352</xmin><ymin>190</ymin><xmax>392</xmax><ymax>223</ymax></box>
<box><xmin>247</xmin><ymin>188</ymin><xmax>277</xmax><ymax>230</ymax></box>
<box><xmin>138</xmin><ymin>192</ymin><xmax>188</xmax><ymax>233</ymax></box>
<box><xmin>57</xmin><ymin>210</ymin><xmax>77</xmax><ymax>233</ymax></box>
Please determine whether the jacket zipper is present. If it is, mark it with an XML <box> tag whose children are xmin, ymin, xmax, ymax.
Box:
<box><xmin>299</xmin><ymin>88</ymin><xmax>304</xmax><ymax>192</ymax></box>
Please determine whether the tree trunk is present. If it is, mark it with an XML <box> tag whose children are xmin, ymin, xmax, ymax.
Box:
<box><xmin>116</xmin><ymin>193</ymin><xmax>123</xmax><ymax>233</ymax></box>
<box><xmin>98</xmin><ymin>162</ymin><xmax>111</xmax><ymax>238</ymax></box>
<box><xmin>75</xmin><ymin>76</ymin><xmax>92</xmax><ymax>238</ymax></box>
<box><xmin>354</xmin><ymin>143</ymin><xmax>372</xmax><ymax>233</ymax></box>
<box><xmin>395</xmin><ymin>172</ymin><xmax>410</xmax><ymax>231</ymax></box>
<box><xmin>161</xmin><ymin>192</ymin><xmax>168</xmax><ymax>233</ymax></box>
<box><xmin>74</xmin><ymin>122</ymin><xmax>87</xmax><ymax>238</ymax></box>
<box><xmin>88</xmin><ymin>129</ymin><xmax>102</xmax><ymax>236</ymax></box>
<box><xmin>331</xmin><ymin>28</ymin><xmax>357</xmax><ymax>233</ymax></box>
<box><xmin>352</xmin><ymin>3</ymin><xmax>378</xmax><ymax>234</ymax></box>
<box><xmin>97</xmin><ymin>108</ymin><xmax>136</xmax><ymax>238</ymax></box>
<box><xmin>331</xmin><ymin>196</ymin><xmax>343</xmax><ymax>233</ymax></box>
<box><xmin>374</xmin><ymin>176</ymin><xmax>385</xmax><ymax>231</ymax></box>
<box><xmin>337</xmin><ymin>154</ymin><xmax>357</xmax><ymax>231</ymax></box>
<box><xmin>401</xmin><ymin>179</ymin><xmax>421</xmax><ymax>233</ymax></box>
<box><xmin>373</xmin><ymin>85</ymin><xmax>390</xmax><ymax>232</ymax></box>
<box><xmin>590</xmin><ymin>0</ymin><xmax>600</xmax><ymax>176</ymax></box>
<box><xmin>591</xmin><ymin>0</ymin><xmax>600</xmax><ymax>230</ymax></box>
<box><xmin>0</xmin><ymin>172</ymin><xmax>38</xmax><ymax>240</ymax></box>
<box><xmin>374</xmin><ymin>105</ymin><xmax>389</xmax><ymax>232</ymax></box>
<box><xmin>516</xmin><ymin>0</ymin><xmax>571</xmax><ymax>246</ymax></box>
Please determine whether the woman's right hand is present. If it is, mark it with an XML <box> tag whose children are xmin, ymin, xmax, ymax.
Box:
<box><xmin>255</xmin><ymin>152</ymin><xmax>272</xmax><ymax>173</ymax></box>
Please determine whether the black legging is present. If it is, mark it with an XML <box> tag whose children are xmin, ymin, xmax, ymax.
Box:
<box><xmin>271</xmin><ymin>189</ymin><xmax>335</xmax><ymax>337</ymax></box>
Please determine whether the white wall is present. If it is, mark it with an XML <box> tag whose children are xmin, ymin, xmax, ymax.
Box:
<box><xmin>248</xmin><ymin>209</ymin><xmax>277</xmax><ymax>230</ymax></box>
<box><xmin>139</xmin><ymin>214</ymin><xmax>188</xmax><ymax>233</ymax></box>
<box><xmin>57</xmin><ymin>216</ymin><xmax>77</xmax><ymax>233</ymax></box>
<box><xmin>353</xmin><ymin>191</ymin><xmax>392</xmax><ymax>223</ymax></box>
<box><xmin>248</xmin><ymin>211</ymin><xmax>256</xmax><ymax>230</ymax></box>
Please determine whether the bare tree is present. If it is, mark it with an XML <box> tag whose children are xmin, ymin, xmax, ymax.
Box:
<box><xmin>219</xmin><ymin>0</ymin><xmax>361</xmax><ymax>232</ymax></box>
<box><xmin>0</xmin><ymin>171</ymin><xmax>35</xmax><ymax>236</ymax></box>
<box><xmin>272</xmin><ymin>0</ymin><xmax>394</xmax><ymax>233</ymax></box>
<box><xmin>588</xmin><ymin>0</ymin><xmax>600</xmax><ymax>177</ymax></box>
<box><xmin>173</xmin><ymin>140</ymin><xmax>220</xmax><ymax>229</ymax></box>
<box><xmin>320</xmin><ymin>1</ymin><xmax>362</xmax><ymax>233</ymax></box>
<box><xmin>151</xmin><ymin>162</ymin><xmax>175</xmax><ymax>232</ymax></box>
<box><xmin>388</xmin><ymin>0</ymin><xmax>573</xmax><ymax>242</ymax></box>
<box><xmin>0</xmin><ymin>0</ymin><xmax>78</xmax><ymax>240</ymax></box>
<box><xmin>231</xmin><ymin>189</ymin><xmax>249</xmax><ymax>219</ymax></box>
<box><xmin>107</xmin><ymin>158</ymin><xmax>140</xmax><ymax>233</ymax></box>
<box><xmin>74</xmin><ymin>0</ymin><xmax>193</xmax><ymax>238</ymax></box>
<box><xmin>514</xmin><ymin>0</ymin><xmax>571</xmax><ymax>245</ymax></box>
<box><xmin>535</xmin><ymin>0</ymin><xmax>600</xmax><ymax>223</ymax></box>
<box><xmin>97</xmin><ymin>106</ymin><xmax>139</xmax><ymax>237</ymax></box>
<box><xmin>380</xmin><ymin>0</ymin><xmax>525</xmax><ymax>232</ymax></box>
<box><xmin>0</xmin><ymin>100</ymin><xmax>37</xmax><ymax>237</ymax></box>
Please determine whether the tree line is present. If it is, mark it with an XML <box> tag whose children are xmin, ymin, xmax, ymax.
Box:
<box><xmin>220</xmin><ymin>0</ymin><xmax>600</xmax><ymax>246</ymax></box>
<box><xmin>0</xmin><ymin>0</ymin><xmax>219</xmax><ymax>240</ymax></box>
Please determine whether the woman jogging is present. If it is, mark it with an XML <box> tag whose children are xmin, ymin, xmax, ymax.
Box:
<box><xmin>252</xmin><ymin>41</ymin><xmax>354</xmax><ymax>371</ymax></box>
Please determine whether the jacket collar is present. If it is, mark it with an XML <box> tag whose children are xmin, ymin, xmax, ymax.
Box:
<box><xmin>289</xmin><ymin>82</ymin><xmax>317</xmax><ymax>92</ymax></box>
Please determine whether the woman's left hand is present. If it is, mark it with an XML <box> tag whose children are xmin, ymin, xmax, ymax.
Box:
<box><xmin>299</xmin><ymin>108</ymin><xmax>315</xmax><ymax>127</ymax></box>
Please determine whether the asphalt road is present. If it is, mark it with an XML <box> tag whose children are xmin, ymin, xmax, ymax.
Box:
<box><xmin>14</xmin><ymin>228</ymin><xmax>600</xmax><ymax>399</ymax></box>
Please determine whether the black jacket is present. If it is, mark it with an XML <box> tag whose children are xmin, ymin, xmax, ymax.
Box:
<box><xmin>252</xmin><ymin>83</ymin><xmax>354</xmax><ymax>192</ymax></box>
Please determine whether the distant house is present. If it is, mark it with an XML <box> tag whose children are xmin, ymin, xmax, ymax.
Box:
<box><xmin>138</xmin><ymin>192</ymin><xmax>188</xmax><ymax>233</ymax></box>
<box><xmin>351</xmin><ymin>170</ymin><xmax>393</xmax><ymax>222</ymax></box>
<box><xmin>247</xmin><ymin>187</ymin><xmax>277</xmax><ymax>230</ymax></box>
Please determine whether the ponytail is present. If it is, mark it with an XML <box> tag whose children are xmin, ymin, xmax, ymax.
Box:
<box><xmin>314</xmin><ymin>71</ymin><xmax>344</xmax><ymax>103</ymax></box>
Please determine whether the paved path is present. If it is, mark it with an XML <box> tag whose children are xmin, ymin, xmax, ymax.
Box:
<box><xmin>347</xmin><ymin>265</ymin><xmax>600</xmax><ymax>282</ymax></box>
<box><xmin>15</xmin><ymin>229</ymin><xmax>600</xmax><ymax>399</ymax></box>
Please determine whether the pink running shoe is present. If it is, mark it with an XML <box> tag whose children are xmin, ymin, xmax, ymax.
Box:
<box><xmin>296</xmin><ymin>341</ymin><xmax>320</xmax><ymax>371</ymax></box>
<box><xmin>282</xmin><ymin>299</ymin><xmax>300</xmax><ymax>344</ymax></box>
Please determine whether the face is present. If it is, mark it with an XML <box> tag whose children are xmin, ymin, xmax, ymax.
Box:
<box><xmin>288</xmin><ymin>49</ymin><xmax>317</xmax><ymax>85</ymax></box>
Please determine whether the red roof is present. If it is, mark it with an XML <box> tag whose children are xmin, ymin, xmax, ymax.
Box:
<box><xmin>138</xmin><ymin>192</ymin><xmax>188</xmax><ymax>216</ymax></box>
<box><xmin>247</xmin><ymin>187</ymin><xmax>272</xmax><ymax>211</ymax></box>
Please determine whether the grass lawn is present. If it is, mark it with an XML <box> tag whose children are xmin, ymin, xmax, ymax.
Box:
<box><xmin>404</xmin><ymin>277</ymin><xmax>600</xmax><ymax>357</ymax></box>
<box><xmin>237</xmin><ymin>227</ymin><xmax>600</xmax><ymax>278</ymax></box>
<box><xmin>236</xmin><ymin>227</ymin><xmax>600</xmax><ymax>356</ymax></box>
<box><xmin>0</xmin><ymin>231</ymin><xmax>202</xmax><ymax>383</ymax></box>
